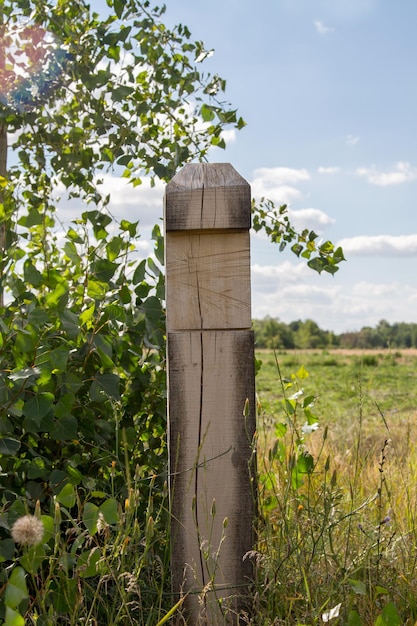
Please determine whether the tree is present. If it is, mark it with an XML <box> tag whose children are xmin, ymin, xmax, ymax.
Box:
<box><xmin>253</xmin><ymin>316</ymin><xmax>295</xmax><ymax>349</ymax></box>
<box><xmin>0</xmin><ymin>0</ymin><xmax>248</xmax><ymax>302</ymax></box>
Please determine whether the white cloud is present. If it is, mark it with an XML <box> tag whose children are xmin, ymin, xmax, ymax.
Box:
<box><xmin>252</xmin><ymin>167</ymin><xmax>310</xmax><ymax>186</ymax></box>
<box><xmin>356</xmin><ymin>161</ymin><xmax>417</xmax><ymax>186</ymax></box>
<box><xmin>288</xmin><ymin>208</ymin><xmax>335</xmax><ymax>232</ymax></box>
<box><xmin>346</xmin><ymin>134</ymin><xmax>359</xmax><ymax>146</ymax></box>
<box><xmin>338</xmin><ymin>233</ymin><xmax>417</xmax><ymax>256</ymax></box>
<box><xmin>221</xmin><ymin>128</ymin><xmax>237</xmax><ymax>144</ymax></box>
<box><xmin>314</xmin><ymin>20</ymin><xmax>334</xmax><ymax>34</ymax></box>
<box><xmin>252</xmin><ymin>261</ymin><xmax>310</xmax><ymax>287</ymax></box>
<box><xmin>318</xmin><ymin>166</ymin><xmax>340</xmax><ymax>174</ymax></box>
<box><xmin>250</xmin><ymin>167</ymin><xmax>310</xmax><ymax>204</ymax></box>
<box><xmin>251</xmin><ymin>259</ymin><xmax>417</xmax><ymax>333</ymax></box>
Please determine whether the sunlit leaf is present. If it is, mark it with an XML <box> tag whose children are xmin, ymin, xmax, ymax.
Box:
<box><xmin>5</xmin><ymin>566</ymin><xmax>28</xmax><ymax>609</ymax></box>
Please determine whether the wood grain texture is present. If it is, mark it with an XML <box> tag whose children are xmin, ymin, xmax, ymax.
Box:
<box><xmin>165</xmin><ymin>163</ymin><xmax>255</xmax><ymax>624</ymax></box>
<box><xmin>164</xmin><ymin>163</ymin><xmax>251</xmax><ymax>232</ymax></box>
<box><xmin>165</xmin><ymin>231</ymin><xmax>251</xmax><ymax>331</ymax></box>
<box><xmin>168</xmin><ymin>330</ymin><xmax>256</xmax><ymax>624</ymax></box>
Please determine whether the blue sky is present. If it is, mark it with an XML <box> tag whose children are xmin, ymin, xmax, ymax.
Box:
<box><xmin>63</xmin><ymin>0</ymin><xmax>416</xmax><ymax>333</ymax></box>
<box><xmin>155</xmin><ymin>0</ymin><xmax>417</xmax><ymax>333</ymax></box>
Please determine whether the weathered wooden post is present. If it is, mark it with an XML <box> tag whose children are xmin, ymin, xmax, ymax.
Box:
<box><xmin>165</xmin><ymin>163</ymin><xmax>256</xmax><ymax>624</ymax></box>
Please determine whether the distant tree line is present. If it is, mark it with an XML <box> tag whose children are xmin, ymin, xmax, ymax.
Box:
<box><xmin>253</xmin><ymin>317</ymin><xmax>417</xmax><ymax>350</ymax></box>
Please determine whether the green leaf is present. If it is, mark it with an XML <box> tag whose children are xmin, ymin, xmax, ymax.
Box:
<box><xmin>51</xmin><ymin>415</ymin><xmax>78</xmax><ymax>441</ymax></box>
<box><xmin>83</xmin><ymin>502</ymin><xmax>99</xmax><ymax>535</ymax></box>
<box><xmin>89</xmin><ymin>374</ymin><xmax>120</xmax><ymax>402</ymax></box>
<box><xmin>275</xmin><ymin>423</ymin><xmax>287</xmax><ymax>438</ymax></box>
<box><xmin>120</xmin><ymin>220</ymin><xmax>138</xmax><ymax>237</ymax></box>
<box><xmin>375</xmin><ymin>585</ymin><xmax>389</xmax><ymax>596</ymax></box>
<box><xmin>295</xmin><ymin>451</ymin><xmax>314</xmax><ymax>475</ymax></box>
<box><xmin>23</xmin><ymin>393</ymin><xmax>54</xmax><ymax>426</ymax></box>
<box><xmin>5</xmin><ymin>566</ymin><xmax>28</xmax><ymax>609</ymax></box>
<box><xmin>296</xmin><ymin>365</ymin><xmax>309</xmax><ymax>379</ymax></box>
<box><xmin>133</xmin><ymin>259</ymin><xmax>146</xmax><ymax>284</ymax></box>
<box><xmin>0</xmin><ymin>438</ymin><xmax>21</xmax><ymax>456</ymax></box>
<box><xmin>56</xmin><ymin>483</ymin><xmax>76</xmax><ymax>508</ymax></box>
<box><xmin>374</xmin><ymin>602</ymin><xmax>401</xmax><ymax>626</ymax></box>
<box><xmin>324</xmin><ymin>264</ymin><xmax>339</xmax><ymax>276</ymax></box>
<box><xmin>283</xmin><ymin>398</ymin><xmax>296</xmax><ymax>416</ymax></box>
<box><xmin>147</xmin><ymin>257</ymin><xmax>161</xmax><ymax>278</ymax></box>
<box><xmin>40</xmin><ymin>516</ymin><xmax>54</xmax><ymax>543</ymax></box>
<box><xmin>347</xmin><ymin>610</ymin><xmax>362</xmax><ymax>626</ymax></box>
<box><xmin>87</xmin><ymin>279</ymin><xmax>107</xmax><ymax>299</ymax></box>
<box><xmin>99</xmin><ymin>498</ymin><xmax>119</xmax><ymax>525</ymax></box>
<box><xmin>139</xmin><ymin>295</ymin><xmax>163</xmax><ymax>323</ymax></box>
<box><xmin>64</xmin><ymin>241</ymin><xmax>82</xmax><ymax>266</ymax></box>
<box><xmin>23</xmin><ymin>260</ymin><xmax>43</xmax><ymax>287</ymax></box>
<box><xmin>4</xmin><ymin>606</ymin><xmax>25</xmax><ymax>626</ymax></box>
<box><xmin>348</xmin><ymin>579</ymin><xmax>367</xmax><ymax>596</ymax></box>
<box><xmin>92</xmin><ymin>259</ymin><xmax>118</xmax><ymax>282</ymax></box>
<box><xmin>80</xmin><ymin>303</ymin><xmax>95</xmax><ymax>326</ymax></box>
<box><xmin>200</xmin><ymin>104</ymin><xmax>215</xmax><ymax>122</ymax></box>
<box><xmin>0</xmin><ymin>539</ymin><xmax>15</xmax><ymax>563</ymax></box>
<box><xmin>59</xmin><ymin>309</ymin><xmax>80</xmax><ymax>338</ymax></box>
<box><xmin>50</xmin><ymin>576</ymin><xmax>77</xmax><ymax>613</ymax></box>
<box><xmin>49</xmin><ymin>347</ymin><xmax>69</xmax><ymax>373</ymax></box>
<box><xmin>19</xmin><ymin>543</ymin><xmax>46</xmax><ymax>575</ymax></box>
<box><xmin>66</xmin><ymin>228</ymin><xmax>83</xmax><ymax>244</ymax></box>
<box><xmin>45</xmin><ymin>283</ymin><xmax>68</xmax><ymax>308</ymax></box>
<box><xmin>106</xmin><ymin>236</ymin><xmax>123</xmax><ymax>261</ymax></box>
<box><xmin>66</xmin><ymin>465</ymin><xmax>83</xmax><ymax>485</ymax></box>
<box><xmin>50</xmin><ymin>470</ymin><xmax>68</xmax><ymax>494</ymax></box>
<box><xmin>8</xmin><ymin>399</ymin><xmax>24</xmax><ymax>417</ymax></box>
<box><xmin>76</xmin><ymin>547</ymin><xmax>102</xmax><ymax>578</ymax></box>
<box><xmin>101</xmin><ymin>303</ymin><xmax>126</xmax><ymax>323</ymax></box>
<box><xmin>54</xmin><ymin>393</ymin><xmax>76</xmax><ymax>418</ymax></box>
<box><xmin>14</xmin><ymin>329</ymin><xmax>35</xmax><ymax>354</ymax></box>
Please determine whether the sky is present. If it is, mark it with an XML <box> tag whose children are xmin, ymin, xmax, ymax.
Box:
<box><xmin>74</xmin><ymin>1</ymin><xmax>417</xmax><ymax>332</ymax></box>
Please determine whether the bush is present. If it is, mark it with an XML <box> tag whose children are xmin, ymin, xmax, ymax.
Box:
<box><xmin>0</xmin><ymin>211</ymin><xmax>171</xmax><ymax>623</ymax></box>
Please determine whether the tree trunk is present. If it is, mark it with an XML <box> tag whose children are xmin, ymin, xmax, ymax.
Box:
<box><xmin>0</xmin><ymin>123</ymin><xmax>7</xmax><ymax>307</ymax></box>
<box><xmin>0</xmin><ymin>11</ymin><xmax>7</xmax><ymax>306</ymax></box>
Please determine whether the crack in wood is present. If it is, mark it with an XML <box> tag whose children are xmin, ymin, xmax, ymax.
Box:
<box><xmin>195</xmin><ymin>331</ymin><xmax>206</xmax><ymax>591</ymax></box>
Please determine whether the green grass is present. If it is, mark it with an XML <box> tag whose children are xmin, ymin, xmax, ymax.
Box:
<box><xmin>251</xmin><ymin>349</ymin><xmax>417</xmax><ymax>625</ymax></box>
<box><xmin>256</xmin><ymin>349</ymin><xmax>417</xmax><ymax>445</ymax></box>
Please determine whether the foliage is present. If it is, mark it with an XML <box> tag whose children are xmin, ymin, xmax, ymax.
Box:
<box><xmin>253</xmin><ymin>316</ymin><xmax>417</xmax><ymax>350</ymax></box>
<box><xmin>252</xmin><ymin>198</ymin><xmax>346</xmax><ymax>275</ymax></box>
<box><xmin>0</xmin><ymin>209</ymin><xmax>174</xmax><ymax>623</ymax></box>
<box><xmin>1</xmin><ymin>0</ymin><xmax>243</xmax><ymax>180</ymax></box>
<box><xmin>338</xmin><ymin>319</ymin><xmax>417</xmax><ymax>349</ymax></box>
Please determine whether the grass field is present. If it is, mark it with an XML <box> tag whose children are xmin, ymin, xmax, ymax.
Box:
<box><xmin>256</xmin><ymin>348</ymin><xmax>417</xmax><ymax>454</ymax></box>
<box><xmin>252</xmin><ymin>349</ymin><xmax>417</xmax><ymax>625</ymax></box>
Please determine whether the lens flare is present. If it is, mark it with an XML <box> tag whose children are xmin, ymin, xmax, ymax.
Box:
<box><xmin>0</xmin><ymin>23</ymin><xmax>69</xmax><ymax>113</ymax></box>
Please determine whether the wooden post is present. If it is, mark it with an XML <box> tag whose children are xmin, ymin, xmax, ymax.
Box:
<box><xmin>165</xmin><ymin>163</ymin><xmax>256</xmax><ymax>624</ymax></box>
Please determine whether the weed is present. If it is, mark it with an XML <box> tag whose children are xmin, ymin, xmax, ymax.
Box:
<box><xmin>252</xmin><ymin>350</ymin><xmax>417</xmax><ymax>625</ymax></box>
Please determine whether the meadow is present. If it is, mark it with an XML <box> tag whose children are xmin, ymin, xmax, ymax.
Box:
<box><xmin>253</xmin><ymin>348</ymin><xmax>417</xmax><ymax>625</ymax></box>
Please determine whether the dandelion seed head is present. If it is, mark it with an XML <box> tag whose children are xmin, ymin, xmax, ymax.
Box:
<box><xmin>11</xmin><ymin>514</ymin><xmax>44</xmax><ymax>546</ymax></box>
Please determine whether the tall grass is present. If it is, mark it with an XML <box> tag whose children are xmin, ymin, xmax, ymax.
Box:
<box><xmin>252</xmin><ymin>351</ymin><xmax>417</xmax><ymax>625</ymax></box>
